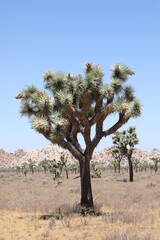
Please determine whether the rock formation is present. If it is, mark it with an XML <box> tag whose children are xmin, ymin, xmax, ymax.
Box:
<box><xmin>0</xmin><ymin>144</ymin><xmax>160</xmax><ymax>169</ymax></box>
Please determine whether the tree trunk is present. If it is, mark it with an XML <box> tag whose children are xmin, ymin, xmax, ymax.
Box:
<box><xmin>65</xmin><ymin>167</ymin><xmax>68</xmax><ymax>179</ymax></box>
<box><xmin>128</xmin><ymin>156</ymin><xmax>133</xmax><ymax>182</ymax></box>
<box><xmin>80</xmin><ymin>158</ymin><xmax>94</xmax><ymax>215</ymax></box>
<box><xmin>60</xmin><ymin>165</ymin><xmax>63</xmax><ymax>176</ymax></box>
<box><xmin>155</xmin><ymin>163</ymin><xmax>158</xmax><ymax>173</ymax></box>
<box><xmin>118</xmin><ymin>161</ymin><xmax>120</xmax><ymax>174</ymax></box>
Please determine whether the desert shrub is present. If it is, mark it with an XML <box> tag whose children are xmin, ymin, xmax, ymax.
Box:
<box><xmin>69</xmin><ymin>187</ymin><xmax>81</xmax><ymax>194</ymax></box>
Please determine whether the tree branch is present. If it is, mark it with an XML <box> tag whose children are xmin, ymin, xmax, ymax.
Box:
<box><xmin>65</xmin><ymin>104</ymin><xmax>89</xmax><ymax>127</ymax></box>
<box><xmin>70</xmin><ymin>127</ymin><xmax>84</xmax><ymax>155</ymax></box>
<box><xmin>81</xmin><ymin>90</ymin><xmax>92</xmax><ymax>114</ymax></box>
<box><xmin>94</xmin><ymin>91</ymin><xmax>103</xmax><ymax>114</ymax></box>
<box><xmin>69</xmin><ymin>116</ymin><xmax>84</xmax><ymax>134</ymax></box>
<box><xmin>91</xmin><ymin>133</ymin><xmax>103</xmax><ymax>153</ymax></box>
<box><xmin>90</xmin><ymin>103</ymin><xmax>114</xmax><ymax>126</ymax></box>
<box><xmin>103</xmin><ymin>114</ymin><xmax>131</xmax><ymax>137</ymax></box>
<box><xmin>60</xmin><ymin>139</ymin><xmax>84</xmax><ymax>164</ymax></box>
<box><xmin>84</xmin><ymin>125</ymin><xmax>91</xmax><ymax>148</ymax></box>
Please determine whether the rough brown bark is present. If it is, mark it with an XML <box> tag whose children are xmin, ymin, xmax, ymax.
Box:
<box><xmin>80</xmin><ymin>157</ymin><xmax>94</xmax><ymax>214</ymax></box>
<box><xmin>118</xmin><ymin>161</ymin><xmax>121</xmax><ymax>174</ymax></box>
<box><xmin>128</xmin><ymin>156</ymin><xmax>133</xmax><ymax>182</ymax></box>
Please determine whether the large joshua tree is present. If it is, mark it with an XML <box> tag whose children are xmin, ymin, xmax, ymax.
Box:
<box><xmin>16</xmin><ymin>62</ymin><xmax>141</xmax><ymax>213</ymax></box>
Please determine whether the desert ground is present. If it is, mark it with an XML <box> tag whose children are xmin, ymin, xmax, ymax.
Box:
<box><xmin>0</xmin><ymin>169</ymin><xmax>160</xmax><ymax>240</ymax></box>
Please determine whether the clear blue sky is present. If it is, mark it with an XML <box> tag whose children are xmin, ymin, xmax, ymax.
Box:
<box><xmin>0</xmin><ymin>0</ymin><xmax>160</xmax><ymax>153</ymax></box>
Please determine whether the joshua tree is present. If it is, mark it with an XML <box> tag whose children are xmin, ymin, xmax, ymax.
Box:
<box><xmin>39</xmin><ymin>159</ymin><xmax>49</xmax><ymax>173</ymax></box>
<box><xmin>28</xmin><ymin>159</ymin><xmax>36</xmax><ymax>174</ymax></box>
<box><xmin>48</xmin><ymin>159</ymin><xmax>60</xmax><ymax>179</ymax></box>
<box><xmin>111</xmin><ymin>147</ymin><xmax>125</xmax><ymax>173</ymax></box>
<box><xmin>133</xmin><ymin>158</ymin><xmax>140</xmax><ymax>173</ymax></box>
<box><xmin>150</xmin><ymin>157</ymin><xmax>160</xmax><ymax>173</ymax></box>
<box><xmin>15</xmin><ymin>166</ymin><xmax>21</xmax><ymax>173</ymax></box>
<box><xmin>110</xmin><ymin>159</ymin><xmax>119</xmax><ymax>173</ymax></box>
<box><xmin>149</xmin><ymin>163</ymin><xmax>154</xmax><ymax>173</ymax></box>
<box><xmin>16</xmin><ymin>62</ymin><xmax>141</xmax><ymax>213</ymax></box>
<box><xmin>53</xmin><ymin>168</ymin><xmax>60</xmax><ymax>181</ymax></box>
<box><xmin>59</xmin><ymin>153</ymin><xmax>69</xmax><ymax>179</ymax></box>
<box><xmin>112</xmin><ymin>126</ymin><xmax>139</xmax><ymax>182</ymax></box>
<box><xmin>140</xmin><ymin>160</ymin><xmax>148</xmax><ymax>172</ymax></box>
<box><xmin>21</xmin><ymin>163</ymin><xmax>29</xmax><ymax>177</ymax></box>
<box><xmin>69</xmin><ymin>163</ymin><xmax>79</xmax><ymax>174</ymax></box>
<box><xmin>90</xmin><ymin>161</ymin><xmax>102</xmax><ymax>178</ymax></box>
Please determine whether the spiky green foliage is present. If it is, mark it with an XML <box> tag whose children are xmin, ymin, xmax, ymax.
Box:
<box><xmin>56</xmin><ymin>90</ymin><xmax>73</xmax><ymax>105</ymax></box>
<box><xmin>123</xmin><ymin>85</ymin><xmax>135</xmax><ymax>102</ymax></box>
<box><xmin>84</xmin><ymin>64</ymin><xmax>104</xmax><ymax>90</ymax></box>
<box><xmin>111</xmin><ymin>63</ymin><xmax>135</xmax><ymax>81</ymax></box>
<box><xmin>100</xmin><ymin>84</ymin><xmax>114</xmax><ymax>101</ymax></box>
<box><xmin>31</xmin><ymin>116</ymin><xmax>49</xmax><ymax>132</ymax></box>
<box><xmin>49</xmin><ymin>117</ymin><xmax>69</xmax><ymax>143</ymax></box>
<box><xmin>43</xmin><ymin>71</ymin><xmax>66</xmax><ymax>93</ymax></box>
<box><xmin>128</xmin><ymin>100</ymin><xmax>142</xmax><ymax>118</ymax></box>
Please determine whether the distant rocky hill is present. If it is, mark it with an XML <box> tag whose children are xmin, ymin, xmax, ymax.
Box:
<box><xmin>0</xmin><ymin>144</ymin><xmax>160</xmax><ymax>168</ymax></box>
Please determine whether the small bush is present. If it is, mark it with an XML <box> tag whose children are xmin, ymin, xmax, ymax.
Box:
<box><xmin>69</xmin><ymin>187</ymin><xmax>80</xmax><ymax>194</ymax></box>
<box><xmin>146</xmin><ymin>182</ymin><xmax>156</xmax><ymax>188</ymax></box>
<box><xmin>42</xmin><ymin>180</ymin><xmax>48</xmax><ymax>185</ymax></box>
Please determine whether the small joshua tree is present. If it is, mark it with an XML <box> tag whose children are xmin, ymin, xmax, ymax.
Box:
<box><xmin>15</xmin><ymin>166</ymin><xmax>21</xmax><ymax>173</ymax></box>
<box><xmin>48</xmin><ymin>159</ymin><xmax>60</xmax><ymax>179</ymax></box>
<box><xmin>150</xmin><ymin>157</ymin><xmax>160</xmax><ymax>173</ymax></box>
<box><xmin>39</xmin><ymin>159</ymin><xmax>49</xmax><ymax>173</ymax></box>
<box><xmin>111</xmin><ymin>147</ymin><xmax>125</xmax><ymax>173</ymax></box>
<box><xmin>28</xmin><ymin>159</ymin><xmax>36</xmax><ymax>174</ymax></box>
<box><xmin>21</xmin><ymin>163</ymin><xmax>29</xmax><ymax>177</ymax></box>
<box><xmin>59</xmin><ymin>153</ymin><xmax>69</xmax><ymax>179</ymax></box>
<box><xmin>133</xmin><ymin>158</ymin><xmax>140</xmax><ymax>173</ymax></box>
<box><xmin>90</xmin><ymin>161</ymin><xmax>102</xmax><ymax>178</ymax></box>
<box><xmin>112</xmin><ymin>126</ymin><xmax>139</xmax><ymax>182</ymax></box>
<box><xmin>149</xmin><ymin>163</ymin><xmax>154</xmax><ymax>173</ymax></box>
<box><xmin>110</xmin><ymin>159</ymin><xmax>119</xmax><ymax>173</ymax></box>
<box><xmin>16</xmin><ymin>62</ymin><xmax>141</xmax><ymax>213</ymax></box>
<box><xmin>140</xmin><ymin>160</ymin><xmax>148</xmax><ymax>172</ymax></box>
<box><xmin>69</xmin><ymin>163</ymin><xmax>79</xmax><ymax>174</ymax></box>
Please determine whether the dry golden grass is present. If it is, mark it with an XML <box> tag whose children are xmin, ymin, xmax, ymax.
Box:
<box><xmin>0</xmin><ymin>170</ymin><xmax>160</xmax><ymax>239</ymax></box>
